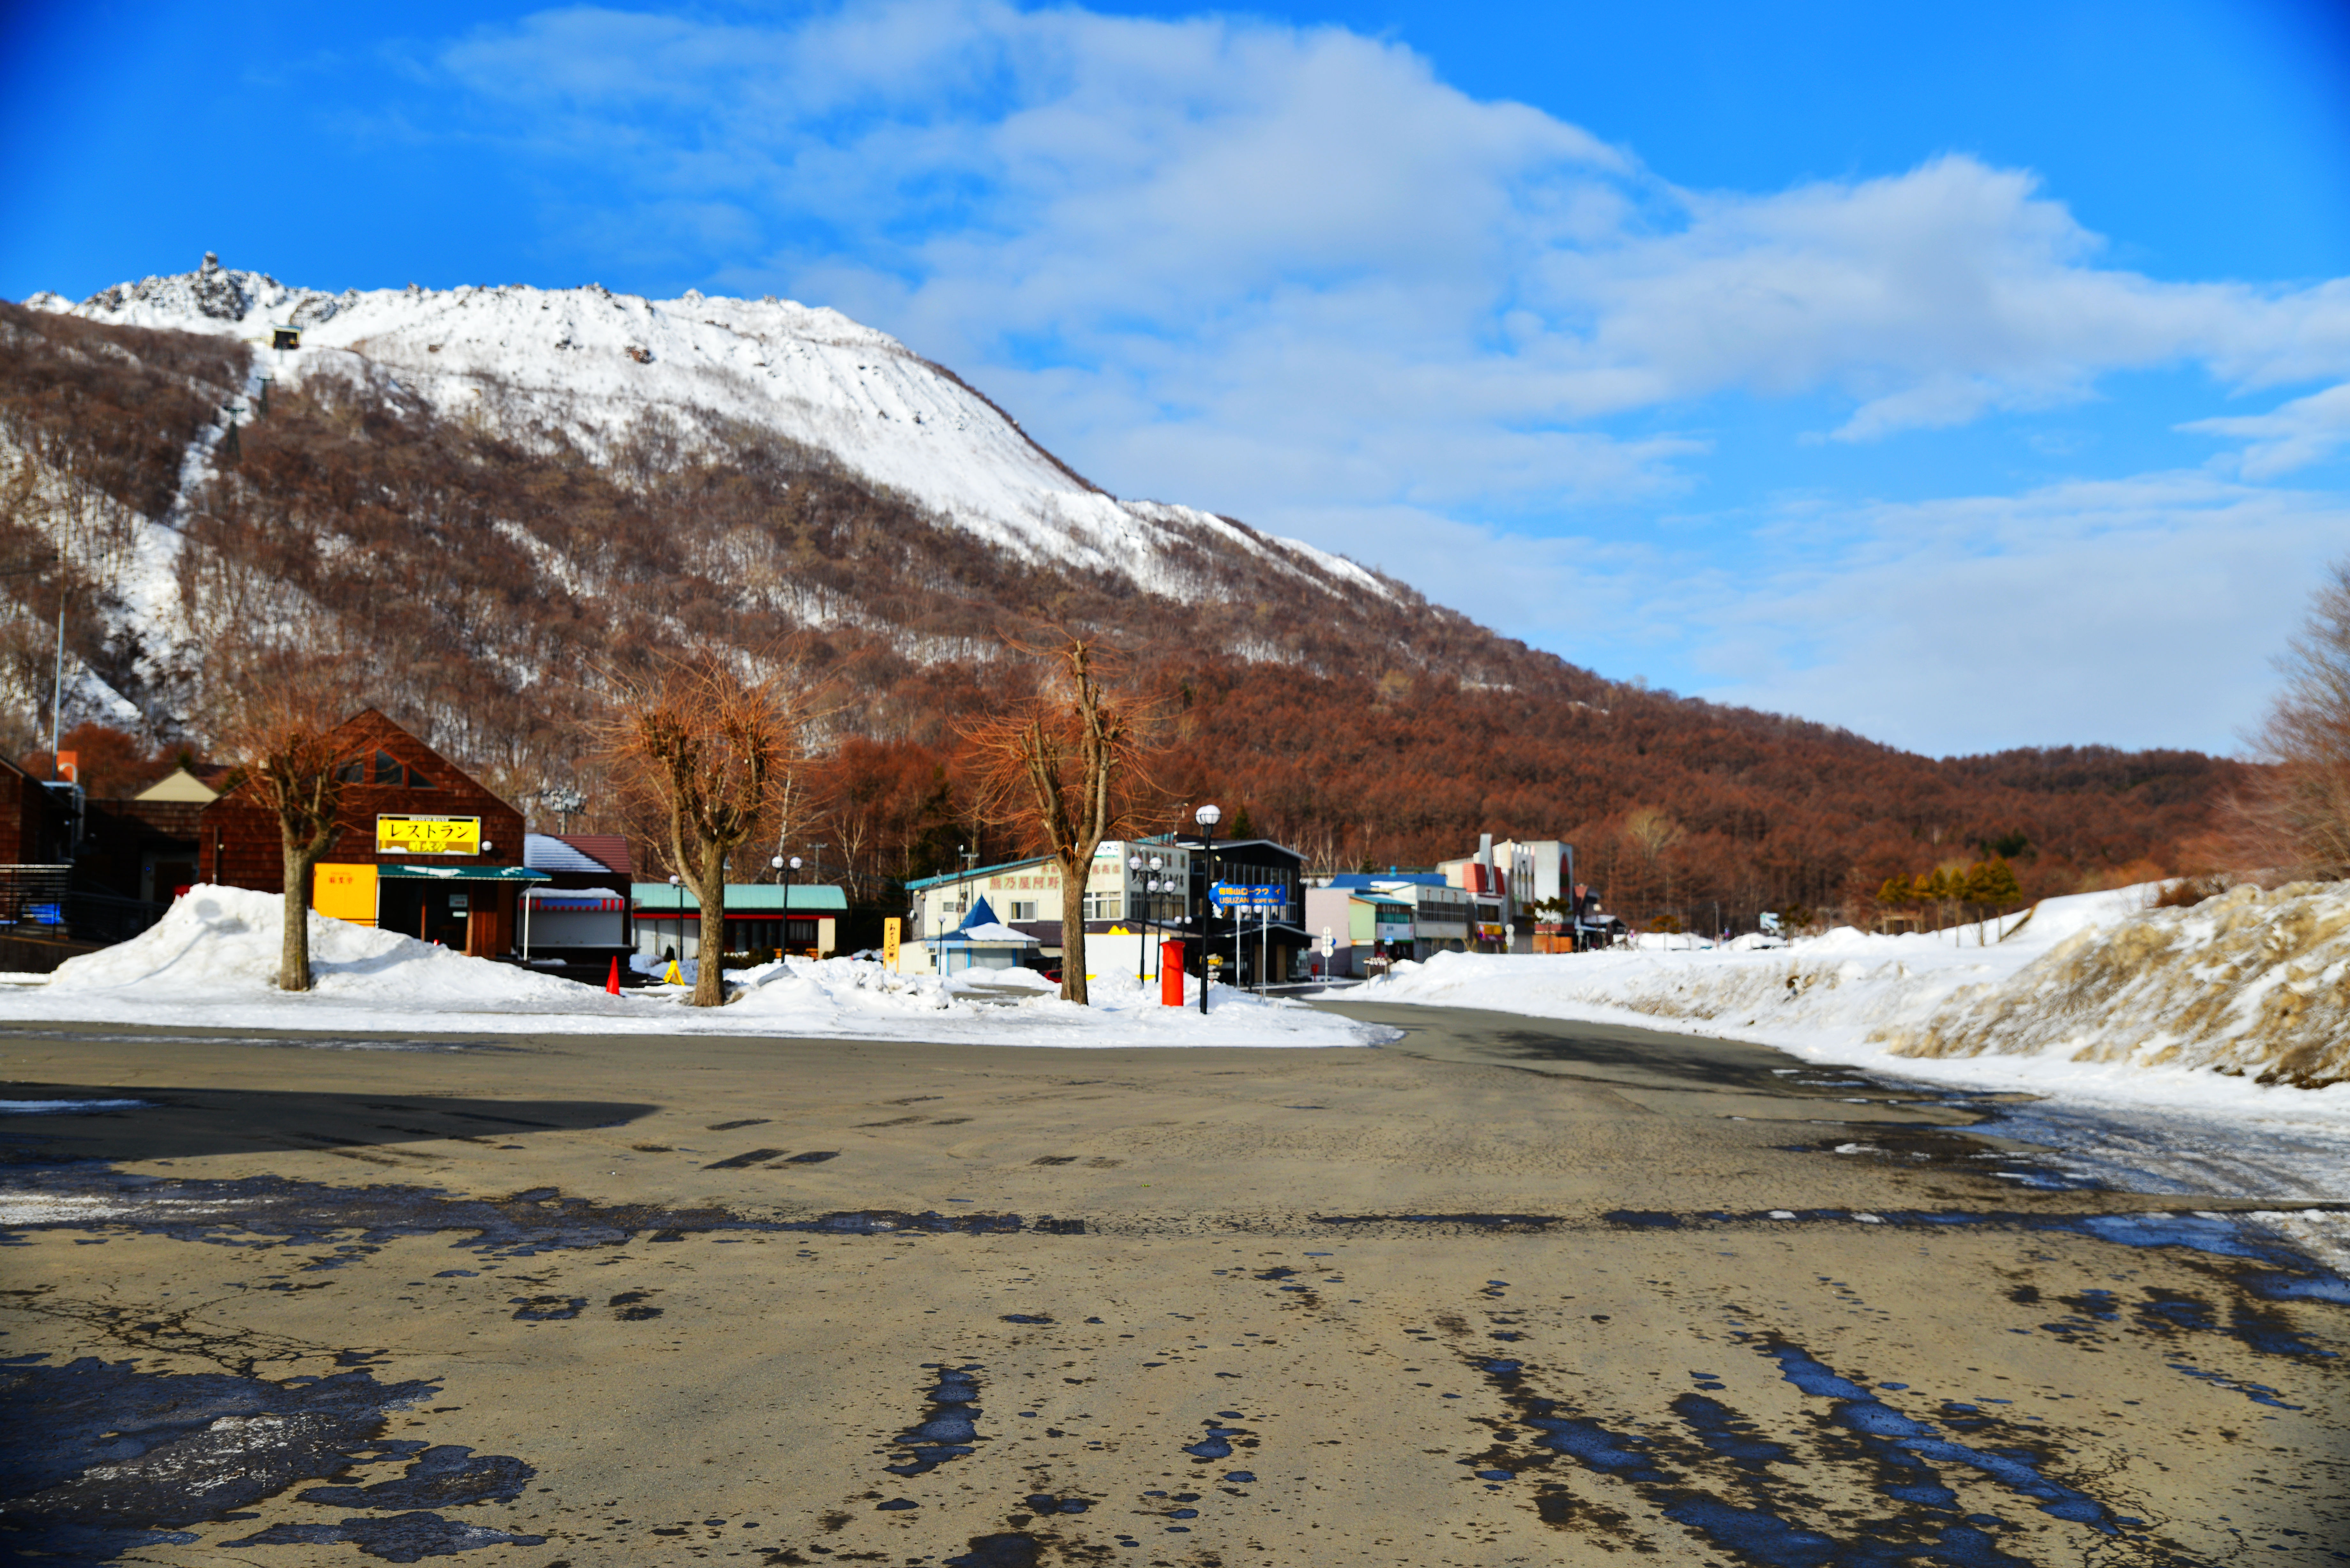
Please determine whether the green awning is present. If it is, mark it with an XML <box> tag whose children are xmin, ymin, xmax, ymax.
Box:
<box><xmin>377</xmin><ymin>864</ymin><xmax>550</xmax><ymax>883</ymax></box>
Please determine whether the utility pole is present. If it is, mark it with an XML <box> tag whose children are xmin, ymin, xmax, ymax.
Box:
<box><xmin>48</xmin><ymin>592</ymin><xmax>64</xmax><ymax>780</ymax></box>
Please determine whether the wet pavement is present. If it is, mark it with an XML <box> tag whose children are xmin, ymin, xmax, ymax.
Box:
<box><xmin>0</xmin><ymin>1008</ymin><xmax>2344</xmax><ymax>1564</ymax></box>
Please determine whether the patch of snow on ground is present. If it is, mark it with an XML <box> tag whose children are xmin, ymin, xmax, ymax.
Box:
<box><xmin>0</xmin><ymin>887</ymin><xmax>1380</xmax><ymax>1048</ymax></box>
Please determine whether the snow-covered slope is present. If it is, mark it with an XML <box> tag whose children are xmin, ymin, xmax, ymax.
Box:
<box><xmin>29</xmin><ymin>255</ymin><xmax>1391</xmax><ymax>605</ymax></box>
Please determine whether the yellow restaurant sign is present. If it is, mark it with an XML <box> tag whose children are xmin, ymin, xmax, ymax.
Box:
<box><xmin>376</xmin><ymin>814</ymin><xmax>481</xmax><ymax>856</ymax></box>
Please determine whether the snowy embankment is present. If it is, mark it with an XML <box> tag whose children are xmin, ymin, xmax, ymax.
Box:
<box><xmin>0</xmin><ymin>887</ymin><xmax>1380</xmax><ymax>1048</ymax></box>
<box><xmin>1369</xmin><ymin>883</ymin><xmax>2350</xmax><ymax>1117</ymax></box>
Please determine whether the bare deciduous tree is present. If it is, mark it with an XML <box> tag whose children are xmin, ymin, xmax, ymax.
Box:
<box><xmin>961</xmin><ymin>637</ymin><xmax>1156</xmax><ymax>1005</ymax></box>
<box><xmin>1621</xmin><ymin>807</ymin><xmax>1687</xmax><ymax>910</ymax></box>
<box><xmin>603</xmin><ymin>652</ymin><xmax>805</xmax><ymax>1006</ymax></box>
<box><xmin>2236</xmin><ymin>557</ymin><xmax>2350</xmax><ymax>880</ymax></box>
<box><xmin>216</xmin><ymin>675</ymin><xmax>348</xmax><ymax>991</ymax></box>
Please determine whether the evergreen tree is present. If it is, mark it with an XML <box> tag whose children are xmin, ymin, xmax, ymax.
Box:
<box><xmin>1967</xmin><ymin>857</ymin><xmax>2022</xmax><ymax>908</ymax></box>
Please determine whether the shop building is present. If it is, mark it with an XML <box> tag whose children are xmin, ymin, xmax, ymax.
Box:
<box><xmin>632</xmin><ymin>881</ymin><xmax>843</xmax><ymax>962</ymax></box>
<box><xmin>1302</xmin><ymin>884</ymin><xmax>1417</xmax><ymax>977</ymax></box>
<box><xmin>198</xmin><ymin>708</ymin><xmax>544</xmax><ymax>957</ymax></box>
<box><xmin>519</xmin><ymin>833</ymin><xmax>635</xmax><ymax>967</ymax></box>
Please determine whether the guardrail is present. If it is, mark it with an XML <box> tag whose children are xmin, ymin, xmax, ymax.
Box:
<box><xmin>0</xmin><ymin>864</ymin><xmax>72</xmax><ymax>932</ymax></box>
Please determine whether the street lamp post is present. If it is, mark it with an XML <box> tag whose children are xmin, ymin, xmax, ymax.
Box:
<box><xmin>1127</xmin><ymin>852</ymin><xmax>1146</xmax><ymax>988</ymax></box>
<box><xmin>773</xmin><ymin>854</ymin><xmax>802</xmax><ymax>959</ymax></box>
<box><xmin>1193</xmin><ymin>804</ymin><xmax>1220</xmax><ymax>1014</ymax></box>
<box><xmin>1147</xmin><ymin>855</ymin><xmax>1163</xmax><ymax>991</ymax></box>
<box><xmin>667</xmin><ymin>874</ymin><xmax>682</xmax><ymax>969</ymax></box>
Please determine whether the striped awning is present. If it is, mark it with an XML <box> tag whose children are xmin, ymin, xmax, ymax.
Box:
<box><xmin>377</xmin><ymin>864</ymin><xmax>550</xmax><ymax>883</ymax></box>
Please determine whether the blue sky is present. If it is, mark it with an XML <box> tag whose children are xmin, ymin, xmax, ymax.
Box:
<box><xmin>6</xmin><ymin>0</ymin><xmax>2349</xmax><ymax>757</ymax></box>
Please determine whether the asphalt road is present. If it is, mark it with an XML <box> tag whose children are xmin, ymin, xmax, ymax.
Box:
<box><xmin>1</xmin><ymin>1006</ymin><xmax>2344</xmax><ymax>1566</ymax></box>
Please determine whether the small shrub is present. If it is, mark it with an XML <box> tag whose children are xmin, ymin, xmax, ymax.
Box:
<box><xmin>2151</xmin><ymin>874</ymin><xmax>2232</xmax><ymax>909</ymax></box>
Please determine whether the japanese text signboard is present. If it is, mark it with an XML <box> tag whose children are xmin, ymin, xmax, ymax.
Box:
<box><xmin>376</xmin><ymin>814</ymin><xmax>481</xmax><ymax>856</ymax></box>
<box><xmin>1211</xmin><ymin>883</ymin><xmax>1286</xmax><ymax>913</ymax></box>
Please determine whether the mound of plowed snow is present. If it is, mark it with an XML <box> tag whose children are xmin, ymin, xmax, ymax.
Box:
<box><xmin>1890</xmin><ymin>881</ymin><xmax>2350</xmax><ymax>1087</ymax></box>
<box><xmin>0</xmin><ymin>886</ymin><xmax>1383</xmax><ymax>1046</ymax></box>
<box><xmin>1368</xmin><ymin>888</ymin><xmax>2147</xmax><ymax>1050</ymax></box>
<box><xmin>1369</xmin><ymin>882</ymin><xmax>2350</xmax><ymax>1097</ymax></box>
<box><xmin>43</xmin><ymin>885</ymin><xmax>622</xmax><ymax>1014</ymax></box>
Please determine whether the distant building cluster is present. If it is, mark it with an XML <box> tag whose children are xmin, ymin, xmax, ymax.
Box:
<box><xmin>904</xmin><ymin>833</ymin><xmax>1616</xmax><ymax>985</ymax></box>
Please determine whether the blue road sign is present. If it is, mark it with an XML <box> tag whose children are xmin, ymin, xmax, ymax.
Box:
<box><xmin>1212</xmin><ymin>883</ymin><xmax>1286</xmax><ymax>912</ymax></box>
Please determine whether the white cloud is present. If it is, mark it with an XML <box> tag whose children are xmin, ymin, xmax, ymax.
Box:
<box><xmin>2182</xmin><ymin>381</ymin><xmax>2350</xmax><ymax>479</ymax></box>
<box><xmin>422</xmin><ymin>3</ymin><xmax>2350</xmax><ymax>748</ymax></box>
<box><xmin>437</xmin><ymin>4</ymin><xmax>2350</xmax><ymax>486</ymax></box>
<box><xmin>1686</xmin><ymin>472</ymin><xmax>2350</xmax><ymax>754</ymax></box>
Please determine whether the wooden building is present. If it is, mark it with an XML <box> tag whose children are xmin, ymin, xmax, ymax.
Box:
<box><xmin>197</xmin><ymin>709</ymin><xmax>536</xmax><ymax>958</ymax></box>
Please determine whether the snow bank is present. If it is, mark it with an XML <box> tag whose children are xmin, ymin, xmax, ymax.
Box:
<box><xmin>42</xmin><ymin>886</ymin><xmax>623</xmax><ymax>1015</ymax></box>
<box><xmin>1891</xmin><ymin>881</ymin><xmax>2350</xmax><ymax>1087</ymax></box>
<box><xmin>1368</xmin><ymin>885</ymin><xmax>2350</xmax><ymax>1112</ymax></box>
<box><xmin>687</xmin><ymin>953</ymin><xmax>1383</xmax><ymax>1045</ymax></box>
<box><xmin>1371</xmin><ymin>887</ymin><xmax>2142</xmax><ymax>1054</ymax></box>
<box><xmin>0</xmin><ymin>887</ymin><xmax>1381</xmax><ymax>1048</ymax></box>
<box><xmin>1367</xmin><ymin>882</ymin><xmax>2350</xmax><ymax>1195</ymax></box>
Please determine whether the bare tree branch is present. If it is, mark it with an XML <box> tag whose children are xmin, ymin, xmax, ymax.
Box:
<box><xmin>957</xmin><ymin>636</ymin><xmax>1161</xmax><ymax>1004</ymax></box>
<box><xmin>599</xmin><ymin>650</ymin><xmax>808</xmax><ymax>1006</ymax></box>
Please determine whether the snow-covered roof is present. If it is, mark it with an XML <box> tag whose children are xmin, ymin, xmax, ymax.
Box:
<box><xmin>525</xmin><ymin>833</ymin><xmax>613</xmax><ymax>872</ymax></box>
<box><xmin>944</xmin><ymin>921</ymin><xmax>1038</xmax><ymax>946</ymax></box>
<box><xmin>524</xmin><ymin>886</ymin><xmax>622</xmax><ymax>903</ymax></box>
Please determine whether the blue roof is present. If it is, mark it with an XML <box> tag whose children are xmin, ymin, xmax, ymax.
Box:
<box><xmin>1324</xmin><ymin>872</ymin><xmax>1447</xmax><ymax>889</ymax></box>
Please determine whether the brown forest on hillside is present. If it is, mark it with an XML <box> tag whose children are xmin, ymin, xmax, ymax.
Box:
<box><xmin>0</xmin><ymin>307</ymin><xmax>2250</xmax><ymax>925</ymax></box>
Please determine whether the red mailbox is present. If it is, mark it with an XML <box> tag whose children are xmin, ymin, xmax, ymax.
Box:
<box><xmin>1160</xmin><ymin>940</ymin><xmax>1186</xmax><ymax>1006</ymax></box>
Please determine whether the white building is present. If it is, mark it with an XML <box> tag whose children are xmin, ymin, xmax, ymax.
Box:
<box><xmin>901</xmin><ymin>839</ymin><xmax>1196</xmax><ymax>977</ymax></box>
<box><xmin>1437</xmin><ymin>835</ymin><xmax>1575</xmax><ymax>947</ymax></box>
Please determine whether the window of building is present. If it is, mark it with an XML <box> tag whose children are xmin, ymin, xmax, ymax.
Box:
<box><xmin>1083</xmin><ymin>892</ymin><xmax>1122</xmax><ymax>921</ymax></box>
<box><xmin>1009</xmin><ymin>901</ymin><xmax>1038</xmax><ymax>921</ymax></box>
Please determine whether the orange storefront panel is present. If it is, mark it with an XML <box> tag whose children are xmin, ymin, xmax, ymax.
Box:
<box><xmin>314</xmin><ymin>863</ymin><xmax>379</xmax><ymax>926</ymax></box>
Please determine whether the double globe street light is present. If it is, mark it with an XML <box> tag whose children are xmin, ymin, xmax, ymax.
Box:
<box><xmin>772</xmin><ymin>854</ymin><xmax>802</xmax><ymax>960</ymax></box>
<box><xmin>1127</xmin><ymin>851</ymin><xmax>1168</xmax><ymax>988</ymax></box>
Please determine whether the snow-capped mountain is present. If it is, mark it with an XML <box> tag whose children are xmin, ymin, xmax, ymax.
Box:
<box><xmin>0</xmin><ymin>257</ymin><xmax>2236</xmax><ymax>899</ymax></box>
<box><xmin>32</xmin><ymin>254</ymin><xmax>1392</xmax><ymax>609</ymax></box>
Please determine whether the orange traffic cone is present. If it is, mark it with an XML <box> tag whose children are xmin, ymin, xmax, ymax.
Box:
<box><xmin>606</xmin><ymin>955</ymin><xmax>622</xmax><ymax>995</ymax></box>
